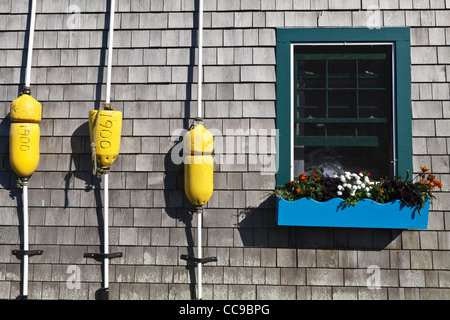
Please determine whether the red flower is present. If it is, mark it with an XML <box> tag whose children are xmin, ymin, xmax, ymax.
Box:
<box><xmin>360</xmin><ymin>171</ymin><xmax>371</xmax><ymax>177</ymax></box>
<box><xmin>433</xmin><ymin>180</ymin><xmax>443</xmax><ymax>189</ymax></box>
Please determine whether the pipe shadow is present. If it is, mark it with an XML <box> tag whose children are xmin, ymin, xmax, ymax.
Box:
<box><xmin>66</xmin><ymin>122</ymin><xmax>105</xmax><ymax>300</ymax></box>
<box><xmin>0</xmin><ymin>116</ymin><xmax>13</xmax><ymax>191</ymax></box>
<box><xmin>164</xmin><ymin>143</ymin><xmax>197</xmax><ymax>300</ymax></box>
<box><xmin>183</xmin><ymin>0</ymin><xmax>198</xmax><ymax>130</ymax></box>
<box><xmin>78</xmin><ymin>0</ymin><xmax>113</xmax><ymax>299</ymax></box>
<box><xmin>1</xmin><ymin>0</ymin><xmax>34</xmax><ymax>193</ymax></box>
<box><xmin>94</xmin><ymin>0</ymin><xmax>110</xmax><ymax>113</ymax></box>
<box><xmin>10</xmin><ymin>184</ymin><xmax>25</xmax><ymax>299</ymax></box>
<box><xmin>7</xmin><ymin>0</ymin><xmax>36</xmax><ymax>298</ymax></box>
<box><xmin>162</xmin><ymin>0</ymin><xmax>200</xmax><ymax>300</ymax></box>
<box><xmin>237</xmin><ymin>195</ymin><xmax>403</xmax><ymax>251</ymax></box>
<box><xmin>18</xmin><ymin>0</ymin><xmax>32</xmax><ymax>95</ymax></box>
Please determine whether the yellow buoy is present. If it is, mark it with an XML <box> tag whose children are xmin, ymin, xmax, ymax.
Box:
<box><xmin>9</xmin><ymin>123</ymin><xmax>40</xmax><ymax>178</ymax></box>
<box><xmin>183</xmin><ymin>123</ymin><xmax>214</xmax><ymax>155</ymax></box>
<box><xmin>10</xmin><ymin>93</ymin><xmax>42</xmax><ymax>123</ymax></box>
<box><xmin>184</xmin><ymin>155</ymin><xmax>214</xmax><ymax>206</ymax></box>
<box><xmin>89</xmin><ymin>109</ymin><xmax>122</xmax><ymax>169</ymax></box>
<box><xmin>184</xmin><ymin>122</ymin><xmax>214</xmax><ymax>207</ymax></box>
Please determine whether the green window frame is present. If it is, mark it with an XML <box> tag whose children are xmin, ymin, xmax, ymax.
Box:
<box><xmin>276</xmin><ymin>28</ymin><xmax>412</xmax><ymax>186</ymax></box>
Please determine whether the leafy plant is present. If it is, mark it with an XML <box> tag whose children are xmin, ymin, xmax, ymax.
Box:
<box><xmin>276</xmin><ymin>166</ymin><xmax>442</xmax><ymax>214</ymax></box>
<box><xmin>275</xmin><ymin>166</ymin><xmax>324</xmax><ymax>202</ymax></box>
<box><xmin>370</xmin><ymin>166</ymin><xmax>442</xmax><ymax>213</ymax></box>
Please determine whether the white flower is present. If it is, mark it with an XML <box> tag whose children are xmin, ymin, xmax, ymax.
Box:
<box><xmin>367</xmin><ymin>193</ymin><xmax>372</xmax><ymax>198</ymax></box>
<box><xmin>340</xmin><ymin>175</ymin><xmax>346</xmax><ymax>183</ymax></box>
<box><xmin>361</xmin><ymin>183</ymin><xmax>365</xmax><ymax>189</ymax></box>
<box><xmin>337</xmin><ymin>185</ymin><xmax>344</xmax><ymax>191</ymax></box>
<box><xmin>365</xmin><ymin>187</ymin><xmax>370</xmax><ymax>192</ymax></box>
<box><xmin>337</xmin><ymin>191</ymin><xmax>343</xmax><ymax>196</ymax></box>
<box><xmin>359</xmin><ymin>172</ymin><xmax>364</xmax><ymax>177</ymax></box>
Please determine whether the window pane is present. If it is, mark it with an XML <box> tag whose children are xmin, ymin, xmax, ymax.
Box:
<box><xmin>300</xmin><ymin>145</ymin><xmax>392</xmax><ymax>179</ymax></box>
<box><xmin>328</xmin><ymin>90</ymin><xmax>357</xmax><ymax>118</ymax></box>
<box><xmin>297</xmin><ymin>60</ymin><xmax>326</xmax><ymax>88</ymax></box>
<box><xmin>293</xmin><ymin>44</ymin><xmax>393</xmax><ymax>179</ymax></box>
<box><xmin>328</xmin><ymin>60</ymin><xmax>356</xmax><ymax>88</ymax></box>
<box><xmin>359</xmin><ymin>90</ymin><xmax>389</xmax><ymax>119</ymax></box>
<box><xmin>358</xmin><ymin>59</ymin><xmax>389</xmax><ymax>88</ymax></box>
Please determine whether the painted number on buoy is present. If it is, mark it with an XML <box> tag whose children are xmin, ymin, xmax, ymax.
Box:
<box><xmin>19</xmin><ymin>126</ymin><xmax>30</xmax><ymax>151</ymax></box>
<box><xmin>99</xmin><ymin>114</ymin><xmax>112</xmax><ymax>149</ymax></box>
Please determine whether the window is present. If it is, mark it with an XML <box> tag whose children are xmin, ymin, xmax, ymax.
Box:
<box><xmin>294</xmin><ymin>44</ymin><xmax>394</xmax><ymax>178</ymax></box>
<box><xmin>276</xmin><ymin>28</ymin><xmax>412</xmax><ymax>185</ymax></box>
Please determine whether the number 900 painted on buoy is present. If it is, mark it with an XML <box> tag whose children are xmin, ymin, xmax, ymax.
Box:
<box><xmin>89</xmin><ymin>109</ymin><xmax>122</xmax><ymax>169</ymax></box>
<box><xmin>10</xmin><ymin>123</ymin><xmax>40</xmax><ymax>178</ymax></box>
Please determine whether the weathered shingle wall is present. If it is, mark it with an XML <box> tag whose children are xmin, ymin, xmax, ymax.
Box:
<box><xmin>0</xmin><ymin>0</ymin><xmax>449</xmax><ymax>300</ymax></box>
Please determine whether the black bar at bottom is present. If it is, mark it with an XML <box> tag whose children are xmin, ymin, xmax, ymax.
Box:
<box><xmin>95</xmin><ymin>288</ymin><xmax>109</xmax><ymax>300</ymax></box>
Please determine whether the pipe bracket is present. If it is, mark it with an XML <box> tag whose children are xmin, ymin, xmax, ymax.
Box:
<box><xmin>12</xmin><ymin>250</ymin><xmax>43</xmax><ymax>259</ymax></box>
<box><xmin>84</xmin><ymin>252</ymin><xmax>123</xmax><ymax>262</ymax></box>
<box><xmin>180</xmin><ymin>254</ymin><xmax>217</xmax><ymax>265</ymax></box>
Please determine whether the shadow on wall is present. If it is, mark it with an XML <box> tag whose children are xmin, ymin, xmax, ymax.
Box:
<box><xmin>66</xmin><ymin>122</ymin><xmax>107</xmax><ymax>292</ymax></box>
<box><xmin>66</xmin><ymin>120</ymin><xmax>104</xmax><ymax>224</ymax></box>
<box><xmin>0</xmin><ymin>0</ymin><xmax>34</xmax><ymax>195</ymax></box>
<box><xmin>237</xmin><ymin>195</ymin><xmax>402</xmax><ymax>251</ymax></box>
<box><xmin>162</xmin><ymin>0</ymin><xmax>201</xmax><ymax>300</ymax></box>
<box><xmin>65</xmin><ymin>121</ymin><xmax>101</xmax><ymax>194</ymax></box>
<box><xmin>62</xmin><ymin>0</ymin><xmax>110</xmax><ymax>200</ymax></box>
<box><xmin>63</xmin><ymin>0</ymin><xmax>112</xmax><ymax>253</ymax></box>
<box><xmin>164</xmin><ymin>142</ymin><xmax>198</xmax><ymax>300</ymax></box>
<box><xmin>0</xmin><ymin>116</ymin><xmax>13</xmax><ymax>190</ymax></box>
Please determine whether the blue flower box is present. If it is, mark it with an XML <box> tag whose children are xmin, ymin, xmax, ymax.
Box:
<box><xmin>276</xmin><ymin>197</ymin><xmax>430</xmax><ymax>229</ymax></box>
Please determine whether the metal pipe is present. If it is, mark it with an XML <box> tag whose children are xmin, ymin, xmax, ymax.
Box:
<box><xmin>104</xmin><ymin>173</ymin><xmax>109</xmax><ymax>290</ymax></box>
<box><xmin>22</xmin><ymin>185</ymin><xmax>29</xmax><ymax>297</ymax></box>
<box><xmin>25</xmin><ymin>0</ymin><xmax>37</xmax><ymax>88</ymax></box>
<box><xmin>105</xmin><ymin>0</ymin><xmax>115</xmax><ymax>104</ymax></box>
<box><xmin>197</xmin><ymin>0</ymin><xmax>204</xmax><ymax>119</ymax></box>
<box><xmin>197</xmin><ymin>0</ymin><xmax>204</xmax><ymax>300</ymax></box>
<box><xmin>83</xmin><ymin>0</ymin><xmax>120</xmax><ymax>300</ymax></box>
<box><xmin>103</xmin><ymin>0</ymin><xmax>114</xmax><ymax>292</ymax></box>
<box><xmin>22</xmin><ymin>0</ymin><xmax>37</xmax><ymax>299</ymax></box>
<box><xmin>197</xmin><ymin>209</ymin><xmax>202</xmax><ymax>299</ymax></box>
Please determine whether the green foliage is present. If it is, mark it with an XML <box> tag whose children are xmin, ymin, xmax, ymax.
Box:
<box><xmin>276</xmin><ymin>166</ymin><xmax>442</xmax><ymax>213</ymax></box>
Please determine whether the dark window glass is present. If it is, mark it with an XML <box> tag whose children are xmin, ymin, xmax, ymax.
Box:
<box><xmin>294</xmin><ymin>45</ymin><xmax>393</xmax><ymax>179</ymax></box>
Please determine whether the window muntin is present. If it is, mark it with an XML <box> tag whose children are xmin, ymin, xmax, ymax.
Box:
<box><xmin>293</xmin><ymin>44</ymin><xmax>394</xmax><ymax>179</ymax></box>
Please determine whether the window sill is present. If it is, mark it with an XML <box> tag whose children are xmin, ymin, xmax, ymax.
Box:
<box><xmin>276</xmin><ymin>197</ymin><xmax>430</xmax><ymax>230</ymax></box>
